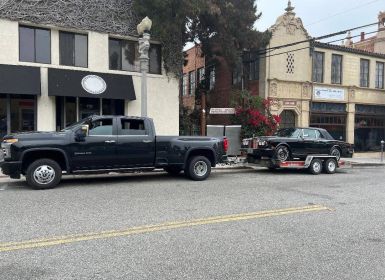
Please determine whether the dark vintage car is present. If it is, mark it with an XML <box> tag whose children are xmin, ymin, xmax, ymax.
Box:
<box><xmin>242</xmin><ymin>127</ymin><xmax>354</xmax><ymax>162</ymax></box>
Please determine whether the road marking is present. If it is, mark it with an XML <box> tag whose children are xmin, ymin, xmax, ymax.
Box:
<box><xmin>0</xmin><ymin>204</ymin><xmax>331</xmax><ymax>253</ymax></box>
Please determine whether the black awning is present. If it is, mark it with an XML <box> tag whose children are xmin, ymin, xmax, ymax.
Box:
<box><xmin>0</xmin><ymin>64</ymin><xmax>41</xmax><ymax>95</ymax></box>
<box><xmin>48</xmin><ymin>68</ymin><xmax>136</xmax><ymax>100</ymax></box>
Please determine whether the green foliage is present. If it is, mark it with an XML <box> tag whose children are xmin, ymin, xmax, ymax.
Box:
<box><xmin>231</xmin><ymin>90</ymin><xmax>281</xmax><ymax>138</ymax></box>
<box><xmin>134</xmin><ymin>0</ymin><xmax>271</xmax><ymax>76</ymax></box>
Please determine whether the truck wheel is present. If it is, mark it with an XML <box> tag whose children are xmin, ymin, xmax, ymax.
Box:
<box><xmin>323</xmin><ymin>158</ymin><xmax>337</xmax><ymax>174</ymax></box>
<box><xmin>164</xmin><ymin>166</ymin><xmax>182</xmax><ymax>176</ymax></box>
<box><xmin>185</xmin><ymin>156</ymin><xmax>211</xmax><ymax>181</ymax></box>
<box><xmin>308</xmin><ymin>159</ymin><xmax>322</xmax><ymax>175</ymax></box>
<box><xmin>26</xmin><ymin>159</ymin><xmax>62</xmax><ymax>189</ymax></box>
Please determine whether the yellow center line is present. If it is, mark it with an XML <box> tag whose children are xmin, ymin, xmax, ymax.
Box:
<box><xmin>0</xmin><ymin>205</ymin><xmax>331</xmax><ymax>253</ymax></box>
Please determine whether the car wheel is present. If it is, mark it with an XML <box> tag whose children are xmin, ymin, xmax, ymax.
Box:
<box><xmin>26</xmin><ymin>159</ymin><xmax>62</xmax><ymax>189</ymax></box>
<box><xmin>330</xmin><ymin>147</ymin><xmax>341</xmax><ymax>161</ymax></box>
<box><xmin>308</xmin><ymin>158</ymin><xmax>322</xmax><ymax>175</ymax></box>
<box><xmin>164</xmin><ymin>166</ymin><xmax>182</xmax><ymax>176</ymax></box>
<box><xmin>274</xmin><ymin>145</ymin><xmax>290</xmax><ymax>162</ymax></box>
<box><xmin>185</xmin><ymin>156</ymin><xmax>211</xmax><ymax>181</ymax></box>
<box><xmin>323</xmin><ymin>158</ymin><xmax>337</xmax><ymax>174</ymax></box>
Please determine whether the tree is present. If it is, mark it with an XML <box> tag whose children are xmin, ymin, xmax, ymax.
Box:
<box><xmin>231</xmin><ymin>90</ymin><xmax>281</xmax><ymax>139</ymax></box>
<box><xmin>133</xmin><ymin>0</ymin><xmax>270</xmax><ymax>76</ymax></box>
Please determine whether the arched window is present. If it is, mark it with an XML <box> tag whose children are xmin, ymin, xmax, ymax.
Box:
<box><xmin>280</xmin><ymin>110</ymin><xmax>296</xmax><ymax>128</ymax></box>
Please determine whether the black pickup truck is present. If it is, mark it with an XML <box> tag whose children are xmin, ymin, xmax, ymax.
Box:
<box><xmin>0</xmin><ymin>116</ymin><xmax>228</xmax><ymax>189</ymax></box>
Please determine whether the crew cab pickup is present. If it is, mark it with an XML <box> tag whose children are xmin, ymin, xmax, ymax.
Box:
<box><xmin>0</xmin><ymin>116</ymin><xmax>228</xmax><ymax>189</ymax></box>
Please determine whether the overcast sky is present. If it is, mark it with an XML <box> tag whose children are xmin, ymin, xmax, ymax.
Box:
<box><xmin>255</xmin><ymin>0</ymin><xmax>384</xmax><ymax>42</ymax></box>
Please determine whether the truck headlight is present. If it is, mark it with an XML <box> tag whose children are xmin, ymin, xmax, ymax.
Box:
<box><xmin>1</xmin><ymin>139</ymin><xmax>17</xmax><ymax>159</ymax></box>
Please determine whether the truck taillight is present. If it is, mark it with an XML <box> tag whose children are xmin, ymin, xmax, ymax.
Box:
<box><xmin>223</xmin><ymin>138</ymin><xmax>229</xmax><ymax>153</ymax></box>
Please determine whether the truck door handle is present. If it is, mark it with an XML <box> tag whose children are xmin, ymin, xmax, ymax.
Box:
<box><xmin>142</xmin><ymin>140</ymin><xmax>152</xmax><ymax>143</ymax></box>
<box><xmin>105</xmin><ymin>140</ymin><xmax>116</xmax><ymax>143</ymax></box>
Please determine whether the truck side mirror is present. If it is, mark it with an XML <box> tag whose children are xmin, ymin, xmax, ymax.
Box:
<box><xmin>75</xmin><ymin>125</ymin><xmax>89</xmax><ymax>141</ymax></box>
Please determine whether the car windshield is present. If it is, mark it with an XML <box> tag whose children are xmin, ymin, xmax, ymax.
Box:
<box><xmin>61</xmin><ymin>117</ymin><xmax>92</xmax><ymax>131</ymax></box>
<box><xmin>274</xmin><ymin>128</ymin><xmax>301</xmax><ymax>138</ymax></box>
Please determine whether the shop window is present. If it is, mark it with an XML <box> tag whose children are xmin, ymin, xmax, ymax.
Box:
<box><xmin>59</xmin><ymin>31</ymin><xmax>88</xmax><ymax>68</ymax></box>
<box><xmin>310</xmin><ymin>113</ymin><xmax>346</xmax><ymax>141</ymax></box>
<box><xmin>331</xmin><ymin>54</ymin><xmax>342</xmax><ymax>84</ymax></box>
<box><xmin>312</xmin><ymin>52</ymin><xmax>324</xmax><ymax>83</ymax></box>
<box><xmin>19</xmin><ymin>26</ymin><xmax>51</xmax><ymax>64</ymax></box>
<box><xmin>149</xmin><ymin>44</ymin><xmax>161</xmax><ymax>74</ymax></box>
<box><xmin>189</xmin><ymin>71</ymin><xmax>196</xmax><ymax>95</ymax></box>
<box><xmin>0</xmin><ymin>95</ymin><xmax>6</xmax><ymax>138</ymax></box>
<box><xmin>355</xmin><ymin>115</ymin><xmax>385</xmax><ymax>151</ymax></box>
<box><xmin>360</xmin><ymin>59</ymin><xmax>370</xmax><ymax>87</ymax></box>
<box><xmin>375</xmin><ymin>62</ymin><xmax>384</xmax><ymax>89</ymax></box>
<box><xmin>89</xmin><ymin>119</ymin><xmax>113</xmax><ymax>136</ymax></box>
<box><xmin>102</xmin><ymin>99</ymin><xmax>124</xmax><ymax>116</ymax></box>
<box><xmin>286</xmin><ymin>53</ymin><xmax>294</xmax><ymax>74</ymax></box>
<box><xmin>79</xmin><ymin>97</ymin><xmax>100</xmax><ymax>119</ymax></box>
<box><xmin>10</xmin><ymin>95</ymin><xmax>36</xmax><ymax>133</ymax></box>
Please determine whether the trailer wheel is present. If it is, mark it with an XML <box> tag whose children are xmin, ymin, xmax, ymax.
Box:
<box><xmin>323</xmin><ymin>158</ymin><xmax>337</xmax><ymax>174</ymax></box>
<box><xmin>308</xmin><ymin>159</ymin><xmax>322</xmax><ymax>175</ymax></box>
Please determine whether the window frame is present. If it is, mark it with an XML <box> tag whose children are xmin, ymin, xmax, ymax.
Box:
<box><xmin>189</xmin><ymin>71</ymin><xmax>196</xmax><ymax>96</ymax></box>
<box><xmin>331</xmin><ymin>54</ymin><xmax>343</xmax><ymax>84</ymax></box>
<box><xmin>375</xmin><ymin>61</ymin><xmax>384</xmax><ymax>89</ymax></box>
<box><xmin>19</xmin><ymin>25</ymin><xmax>51</xmax><ymax>64</ymax></box>
<box><xmin>59</xmin><ymin>31</ymin><xmax>88</xmax><ymax>68</ymax></box>
<box><xmin>312</xmin><ymin>51</ymin><xmax>324</xmax><ymax>83</ymax></box>
<box><xmin>360</xmin><ymin>59</ymin><xmax>370</xmax><ymax>88</ymax></box>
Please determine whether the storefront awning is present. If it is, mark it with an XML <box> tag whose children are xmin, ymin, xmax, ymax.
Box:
<box><xmin>48</xmin><ymin>68</ymin><xmax>136</xmax><ymax>100</ymax></box>
<box><xmin>0</xmin><ymin>64</ymin><xmax>41</xmax><ymax>95</ymax></box>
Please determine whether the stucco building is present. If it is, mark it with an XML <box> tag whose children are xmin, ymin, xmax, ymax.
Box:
<box><xmin>260</xmin><ymin>2</ymin><xmax>385</xmax><ymax>152</ymax></box>
<box><xmin>0</xmin><ymin>0</ymin><xmax>179</xmax><ymax>139</ymax></box>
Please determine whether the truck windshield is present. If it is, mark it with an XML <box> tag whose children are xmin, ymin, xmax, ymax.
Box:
<box><xmin>274</xmin><ymin>128</ymin><xmax>301</xmax><ymax>138</ymax></box>
<box><xmin>61</xmin><ymin>117</ymin><xmax>92</xmax><ymax>131</ymax></box>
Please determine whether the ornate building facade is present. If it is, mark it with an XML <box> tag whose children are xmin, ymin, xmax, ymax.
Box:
<box><xmin>260</xmin><ymin>2</ymin><xmax>385</xmax><ymax>152</ymax></box>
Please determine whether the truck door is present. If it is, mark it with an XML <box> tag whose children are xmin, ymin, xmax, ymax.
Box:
<box><xmin>70</xmin><ymin>117</ymin><xmax>118</xmax><ymax>170</ymax></box>
<box><xmin>116</xmin><ymin>118</ymin><xmax>155</xmax><ymax>168</ymax></box>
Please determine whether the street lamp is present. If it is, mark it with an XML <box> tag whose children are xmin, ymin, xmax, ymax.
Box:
<box><xmin>137</xmin><ymin>16</ymin><xmax>152</xmax><ymax>117</ymax></box>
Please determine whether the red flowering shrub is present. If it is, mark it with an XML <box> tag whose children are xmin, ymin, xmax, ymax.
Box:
<box><xmin>232</xmin><ymin>91</ymin><xmax>280</xmax><ymax>138</ymax></box>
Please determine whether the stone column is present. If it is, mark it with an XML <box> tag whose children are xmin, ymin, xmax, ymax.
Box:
<box><xmin>346</xmin><ymin>103</ymin><xmax>355</xmax><ymax>144</ymax></box>
<box><xmin>37</xmin><ymin>68</ymin><xmax>56</xmax><ymax>131</ymax></box>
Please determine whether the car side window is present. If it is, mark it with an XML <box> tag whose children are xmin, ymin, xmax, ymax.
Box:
<box><xmin>302</xmin><ymin>129</ymin><xmax>317</xmax><ymax>139</ymax></box>
<box><xmin>315</xmin><ymin>130</ymin><xmax>324</xmax><ymax>139</ymax></box>
<box><xmin>89</xmin><ymin>119</ymin><xmax>113</xmax><ymax>136</ymax></box>
<box><xmin>120</xmin><ymin>119</ymin><xmax>147</xmax><ymax>135</ymax></box>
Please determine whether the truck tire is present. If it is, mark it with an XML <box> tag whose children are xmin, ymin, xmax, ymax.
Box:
<box><xmin>323</xmin><ymin>158</ymin><xmax>337</xmax><ymax>174</ymax></box>
<box><xmin>185</xmin><ymin>156</ymin><xmax>211</xmax><ymax>181</ymax></box>
<box><xmin>308</xmin><ymin>158</ymin><xmax>322</xmax><ymax>175</ymax></box>
<box><xmin>26</xmin><ymin>159</ymin><xmax>62</xmax><ymax>189</ymax></box>
<box><xmin>164</xmin><ymin>166</ymin><xmax>182</xmax><ymax>176</ymax></box>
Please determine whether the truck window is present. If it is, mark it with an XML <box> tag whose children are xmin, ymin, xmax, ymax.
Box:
<box><xmin>120</xmin><ymin>119</ymin><xmax>146</xmax><ymax>135</ymax></box>
<box><xmin>89</xmin><ymin>119</ymin><xmax>113</xmax><ymax>136</ymax></box>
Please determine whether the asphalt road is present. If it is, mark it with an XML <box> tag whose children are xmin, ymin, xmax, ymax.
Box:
<box><xmin>0</xmin><ymin>167</ymin><xmax>384</xmax><ymax>280</ymax></box>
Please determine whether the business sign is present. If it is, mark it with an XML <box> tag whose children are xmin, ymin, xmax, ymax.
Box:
<box><xmin>209</xmin><ymin>108</ymin><xmax>235</xmax><ymax>114</ymax></box>
<box><xmin>313</xmin><ymin>87</ymin><xmax>345</xmax><ymax>101</ymax></box>
<box><xmin>81</xmin><ymin>75</ymin><xmax>107</xmax><ymax>95</ymax></box>
<box><xmin>283</xmin><ymin>100</ymin><xmax>297</xmax><ymax>106</ymax></box>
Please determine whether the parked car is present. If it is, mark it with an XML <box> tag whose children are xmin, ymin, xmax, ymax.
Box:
<box><xmin>0</xmin><ymin>116</ymin><xmax>228</xmax><ymax>189</ymax></box>
<box><xmin>241</xmin><ymin>127</ymin><xmax>354</xmax><ymax>163</ymax></box>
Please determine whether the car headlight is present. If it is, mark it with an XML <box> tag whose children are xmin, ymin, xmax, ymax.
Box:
<box><xmin>258</xmin><ymin>140</ymin><xmax>268</xmax><ymax>147</ymax></box>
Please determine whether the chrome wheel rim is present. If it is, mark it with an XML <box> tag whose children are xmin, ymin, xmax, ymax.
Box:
<box><xmin>33</xmin><ymin>165</ymin><xmax>55</xmax><ymax>185</ymax></box>
<box><xmin>331</xmin><ymin>149</ymin><xmax>341</xmax><ymax>160</ymax></box>
<box><xmin>328</xmin><ymin>161</ymin><xmax>336</xmax><ymax>172</ymax></box>
<box><xmin>194</xmin><ymin>161</ymin><xmax>208</xmax><ymax>177</ymax></box>
<box><xmin>277</xmin><ymin>147</ymin><xmax>289</xmax><ymax>161</ymax></box>
<box><xmin>313</xmin><ymin>162</ymin><xmax>321</xmax><ymax>173</ymax></box>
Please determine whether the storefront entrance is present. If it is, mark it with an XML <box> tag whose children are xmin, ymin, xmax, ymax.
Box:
<box><xmin>355</xmin><ymin>105</ymin><xmax>385</xmax><ymax>152</ymax></box>
<box><xmin>310</xmin><ymin>102</ymin><xmax>347</xmax><ymax>141</ymax></box>
<box><xmin>0</xmin><ymin>65</ymin><xmax>40</xmax><ymax>139</ymax></box>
